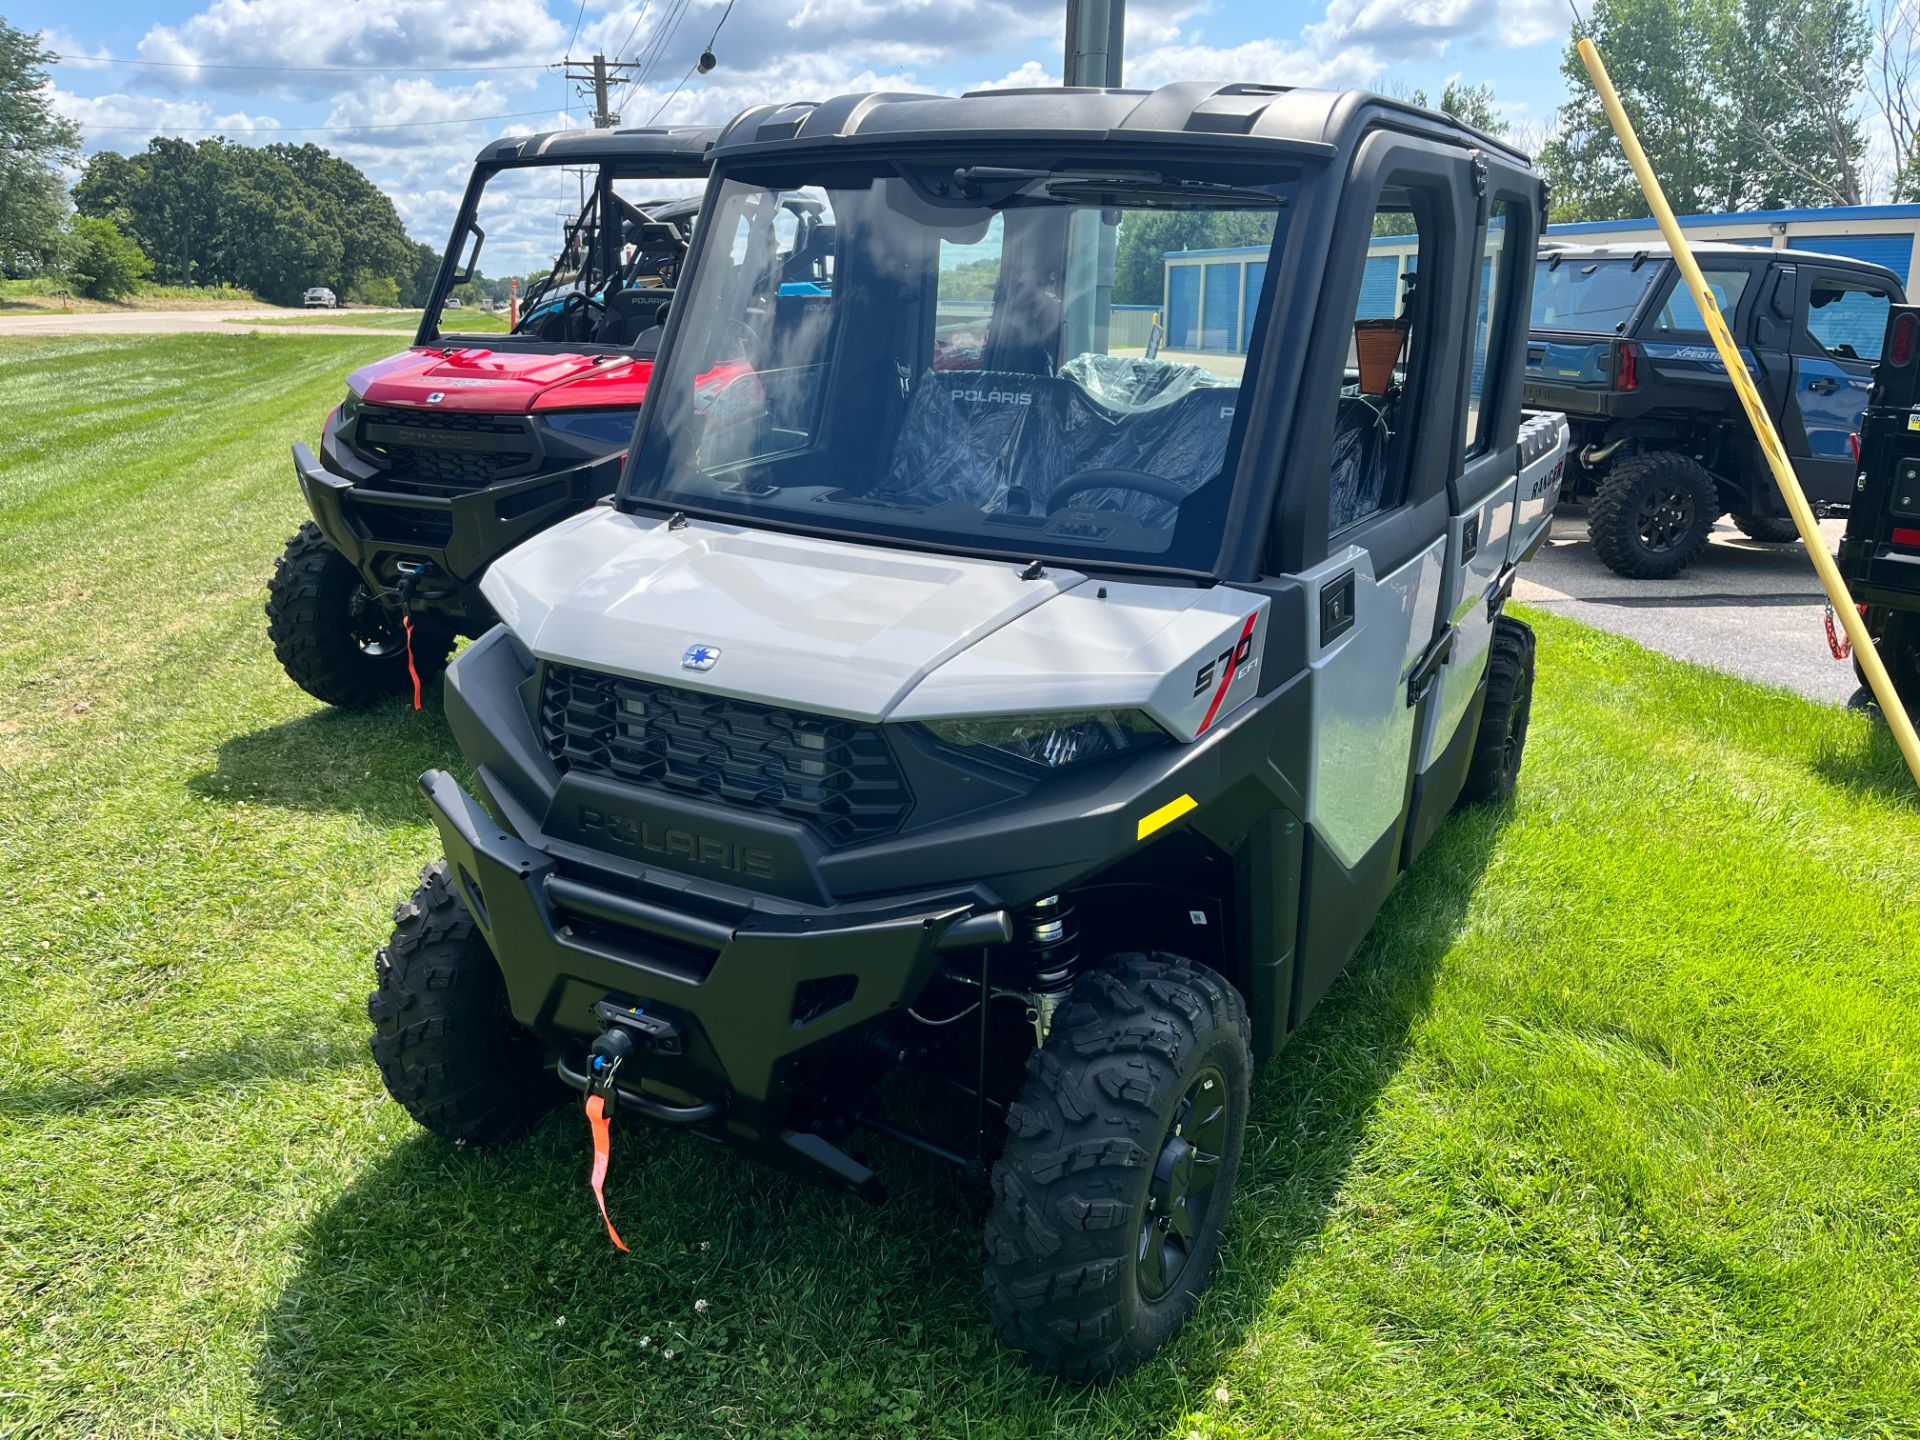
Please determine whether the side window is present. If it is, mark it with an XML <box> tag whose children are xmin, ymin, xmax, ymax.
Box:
<box><xmin>1463</xmin><ymin>200</ymin><xmax>1516</xmax><ymax>456</ymax></box>
<box><xmin>1654</xmin><ymin>267</ymin><xmax>1750</xmax><ymax>336</ymax></box>
<box><xmin>1330</xmin><ymin>198</ymin><xmax>1424</xmax><ymax>535</ymax></box>
<box><xmin>932</xmin><ymin>214</ymin><xmax>1001</xmax><ymax>371</ymax></box>
<box><xmin>1806</xmin><ymin>279</ymin><xmax>1893</xmax><ymax>362</ymax></box>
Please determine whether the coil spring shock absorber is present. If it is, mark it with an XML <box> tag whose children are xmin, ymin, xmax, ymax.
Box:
<box><xmin>1022</xmin><ymin>894</ymin><xmax>1080</xmax><ymax>1048</ymax></box>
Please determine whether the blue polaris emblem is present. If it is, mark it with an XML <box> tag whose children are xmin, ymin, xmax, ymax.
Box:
<box><xmin>426</xmin><ymin>391</ymin><xmax>445</xmax><ymax>404</ymax></box>
<box><xmin>682</xmin><ymin>644</ymin><xmax>721</xmax><ymax>671</ymax></box>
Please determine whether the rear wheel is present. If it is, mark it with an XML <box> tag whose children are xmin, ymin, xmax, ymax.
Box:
<box><xmin>266</xmin><ymin>521</ymin><xmax>453</xmax><ymax>708</ymax></box>
<box><xmin>1855</xmin><ymin>609</ymin><xmax>1920</xmax><ymax>718</ymax></box>
<box><xmin>368</xmin><ymin>860</ymin><xmax>562</xmax><ymax>1145</ymax></box>
<box><xmin>1588</xmin><ymin>452</ymin><xmax>1719</xmax><ymax>579</ymax></box>
<box><xmin>984</xmin><ymin>953</ymin><xmax>1251</xmax><ymax>1382</ymax></box>
<box><xmin>1458</xmin><ymin>616</ymin><xmax>1536</xmax><ymax>807</ymax></box>
<box><xmin>1731</xmin><ymin>512</ymin><xmax>1801</xmax><ymax>544</ymax></box>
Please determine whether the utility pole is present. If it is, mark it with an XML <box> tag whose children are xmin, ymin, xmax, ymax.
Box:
<box><xmin>561</xmin><ymin>53</ymin><xmax>641</xmax><ymax>129</ymax></box>
<box><xmin>1063</xmin><ymin>0</ymin><xmax>1125</xmax><ymax>88</ymax></box>
<box><xmin>1061</xmin><ymin>0</ymin><xmax>1125</xmax><ymax>357</ymax></box>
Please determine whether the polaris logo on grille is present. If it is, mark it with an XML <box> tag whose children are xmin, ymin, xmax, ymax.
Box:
<box><xmin>426</xmin><ymin>392</ymin><xmax>445</xmax><ymax>403</ymax></box>
<box><xmin>954</xmin><ymin>389</ymin><xmax>1032</xmax><ymax>405</ymax></box>
<box><xmin>576</xmin><ymin>807</ymin><xmax>775</xmax><ymax>880</ymax></box>
<box><xmin>682</xmin><ymin>644</ymin><xmax>721</xmax><ymax>671</ymax></box>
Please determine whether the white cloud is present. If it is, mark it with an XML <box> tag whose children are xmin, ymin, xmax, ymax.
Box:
<box><xmin>1306</xmin><ymin>0</ymin><xmax>1564</xmax><ymax>64</ymax></box>
<box><xmin>1128</xmin><ymin>35</ymin><xmax>1384</xmax><ymax>91</ymax></box>
<box><xmin>50</xmin><ymin>84</ymin><xmax>282</xmax><ymax>140</ymax></box>
<box><xmin>971</xmin><ymin>60</ymin><xmax>1059</xmax><ymax>91</ymax></box>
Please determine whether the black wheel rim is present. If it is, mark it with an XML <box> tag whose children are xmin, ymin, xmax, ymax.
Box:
<box><xmin>347</xmin><ymin>583</ymin><xmax>403</xmax><ymax>659</ymax></box>
<box><xmin>1636</xmin><ymin>484</ymin><xmax>1695</xmax><ymax>552</ymax></box>
<box><xmin>1137</xmin><ymin>1064</ymin><xmax>1230</xmax><ymax>1301</ymax></box>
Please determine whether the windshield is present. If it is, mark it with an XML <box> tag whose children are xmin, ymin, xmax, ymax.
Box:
<box><xmin>619</xmin><ymin>157</ymin><xmax>1297</xmax><ymax>573</ymax></box>
<box><xmin>1530</xmin><ymin>256</ymin><xmax>1660</xmax><ymax>334</ymax></box>
<box><xmin>429</xmin><ymin>163</ymin><xmax>706</xmax><ymax>348</ymax></box>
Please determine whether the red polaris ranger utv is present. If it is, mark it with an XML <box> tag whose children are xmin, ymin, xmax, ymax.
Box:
<box><xmin>265</xmin><ymin>126</ymin><xmax>719</xmax><ymax>708</ymax></box>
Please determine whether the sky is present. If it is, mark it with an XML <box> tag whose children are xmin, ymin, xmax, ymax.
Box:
<box><xmin>20</xmin><ymin>0</ymin><xmax>1581</xmax><ymax>275</ymax></box>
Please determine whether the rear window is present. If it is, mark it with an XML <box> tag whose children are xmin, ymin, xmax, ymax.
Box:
<box><xmin>1530</xmin><ymin>257</ymin><xmax>1659</xmax><ymax>334</ymax></box>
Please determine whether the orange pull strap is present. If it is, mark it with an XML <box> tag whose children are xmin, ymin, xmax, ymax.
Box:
<box><xmin>584</xmin><ymin>1093</ymin><xmax>629</xmax><ymax>1252</ymax></box>
<box><xmin>401</xmin><ymin>615</ymin><xmax>423</xmax><ymax>711</ymax></box>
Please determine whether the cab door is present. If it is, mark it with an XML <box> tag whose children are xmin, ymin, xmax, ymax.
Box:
<box><xmin>1790</xmin><ymin>265</ymin><xmax>1894</xmax><ymax>504</ymax></box>
<box><xmin>1274</xmin><ymin>129</ymin><xmax>1481</xmax><ymax>1028</ymax></box>
<box><xmin>1404</xmin><ymin>155</ymin><xmax>1540</xmax><ymax>863</ymax></box>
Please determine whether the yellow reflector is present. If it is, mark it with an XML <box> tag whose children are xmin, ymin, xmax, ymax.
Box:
<box><xmin>1136</xmin><ymin>793</ymin><xmax>1197</xmax><ymax>841</ymax></box>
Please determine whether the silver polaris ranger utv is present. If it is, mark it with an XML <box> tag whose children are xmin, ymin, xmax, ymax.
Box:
<box><xmin>367</xmin><ymin>83</ymin><xmax>1569</xmax><ymax>1380</ymax></box>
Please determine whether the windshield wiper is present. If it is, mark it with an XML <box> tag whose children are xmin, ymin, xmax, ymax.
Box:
<box><xmin>948</xmin><ymin>165</ymin><xmax>1286</xmax><ymax>207</ymax></box>
<box><xmin>1040</xmin><ymin>175</ymin><xmax>1287</xmax><ymax>207</ymax></box>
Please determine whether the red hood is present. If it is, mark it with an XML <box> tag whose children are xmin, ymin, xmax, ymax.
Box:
<box><xmin>347</xmin><ymin>346</ymin><xmax>656</xmax><ymax>415</ymax></box>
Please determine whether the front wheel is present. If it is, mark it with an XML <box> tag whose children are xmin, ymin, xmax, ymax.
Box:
<box><xmin>984</xmin><ymin>953</ymin><xmax>1251</xmax><ymax>1382</ymax></box>
<box><xmin>368</xmin><ymin>860</ymin><xmax>563</xmax><ymax>1145</ymax></box>
<box><xmin>265</xmin><ymin>521</ymin><xmax>454</xmax><ymax>708</ymax></box>
<box><xmin>1587</xmin><ymin>452</ymin><xmax>1719</xmax><ymax>579</ymax></box>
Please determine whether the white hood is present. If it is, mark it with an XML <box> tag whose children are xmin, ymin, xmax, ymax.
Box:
<box><xmin>483</xmin><ymin>507</ymin><xmax>1268</xmax><ymax>735</ymax></box>
<box><xmin>482</xmin><ymin>508</ymin><xmax>1082</xmax><ymax>719</ymax></box>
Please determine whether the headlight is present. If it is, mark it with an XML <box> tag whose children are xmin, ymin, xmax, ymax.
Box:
<box><xmin>337</xmin><ymin>389</ymin><xmax>364</xmax><ymax>429</ymax></box>
<box><xmin>919</xmin><ymin>710</ymin><xmax>1169</xmax><ymax>773</ymax></box>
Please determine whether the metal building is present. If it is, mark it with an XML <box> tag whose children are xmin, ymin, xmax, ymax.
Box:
<box><xmin>1156</xmin><ymin>203</ymin><xmax>1920</xmax><ymax>357</ymax></box>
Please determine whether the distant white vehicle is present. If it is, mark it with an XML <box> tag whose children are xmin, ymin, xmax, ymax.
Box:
<box><xmin>303</xmin><ymin>286</ymin><xmax>337</xmax><ymax>309</ymax></box>
<box><xmin>445</xmin><ymin>297</ymin><xmax>464</xmax><ymax>309</ymax></box>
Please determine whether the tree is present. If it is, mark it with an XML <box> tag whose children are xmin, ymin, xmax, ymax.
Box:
<box><xmin>1539</xmin><ymin>0</ymin><xmax>1871</xmax><ymax>220</ymax></box>
<box><xmin>1112</xmin><ymin>211</ymin><xmax>1275</xmax><ymax>307</ymax></box>
<box><xmin>74</xmin><ymin>136</ymin><xmax>416</xmax><ymax>304</ymax></box>
<box><xmin>0</xmin><ymin>19</ymin><xmax>80</xmax><ymax>276</ymax></box>
<box><xmin>67</xmin><ymin>216</ymin><xmax>151</xmax><ymax>299</ymax></box>
<box><xmin>1399</xmin><ymin>79</ymin><xmax>1510</xmax><ymax>136</ymax></box>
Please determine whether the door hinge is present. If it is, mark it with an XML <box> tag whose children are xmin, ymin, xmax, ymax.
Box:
<box><xmin>1471</xmin><ymin>151</ymin><xmax>1489</xmax><ymax>198</ymax></box>
<box><xmin>1406</xmin><ymin>627</ymin><xmax>1457</xmax><ymax>708</ymax></box>
<box><xmin>1461</xmin><ymin>514</ymin><xmax>1480</xmax><ymax>564</ymax></box>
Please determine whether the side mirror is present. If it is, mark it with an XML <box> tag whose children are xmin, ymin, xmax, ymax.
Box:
<box><xmin>452</xmin><ymin>223</ymin><xmax>486</xmax><ymax>286</ymax></box>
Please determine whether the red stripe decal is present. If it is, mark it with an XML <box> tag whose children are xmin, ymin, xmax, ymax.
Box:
<box><xmin>1197</xmin><ymin>612</ymin><xmax>1259</xmax><ymax>735</ymax></box>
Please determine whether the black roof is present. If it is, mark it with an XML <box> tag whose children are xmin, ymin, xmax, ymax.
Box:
<box><xmin>714</xmin><ymin>83</ymin><xmax>1531</xmax><ymax>166</ymax></box>
<box><xmin>1539</xmin><ymin>239</ymin><xmax>1904</xmax><ymax>286</ymax></box>
<box><xmin>473</xmin><ymin>124</ymin><xmax>717</xmax><ymax>170</ymax></box>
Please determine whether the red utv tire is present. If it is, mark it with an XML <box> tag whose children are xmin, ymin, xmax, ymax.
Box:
<box><xmin>266</xmin><ymin>522</ymin><xmax>454</xmax><ymax>709</ymax></box>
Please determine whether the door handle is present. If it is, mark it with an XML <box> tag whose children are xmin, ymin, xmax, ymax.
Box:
<box><xmin>1808</xmin><ymin>377</ymin><xmax>1841</xmax><ymax>394</ymax></box>
<box><xmin>1406</xmin><ymin>627</ymin><xmax>1457</xmax><ymax>708</ymax></box>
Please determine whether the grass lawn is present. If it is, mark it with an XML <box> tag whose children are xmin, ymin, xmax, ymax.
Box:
<box><xmin>234</xmin><ymin>310</ymin><xmax>513</xmax><ymax>335</ymax></box>
<box><xmin>0</xmin><ymin>278</ymin><xmax>266</xmax><ymax>315</ymax></box>
<box><xmin>2</xmin><ymin>332</ymin><xmax>1918</xmax><ymax>1439</ymax></box>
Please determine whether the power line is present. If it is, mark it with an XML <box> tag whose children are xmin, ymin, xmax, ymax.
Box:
<box><xmin>52</xmin><ymin>53</ymin><xmax>553</xmax><ymax>74</ymax></box>
<box><xmin>644</xmin><ymin>0</ymin><xmax>735</xmax><ymax>124</ymax></box>
<box><xmin>79</xmin><ymin>107</ymin><xmax>559</xmax><ymax>135</ymax></box>
<box><xmin>615</xmin><ymin>0</ymin><xmax>694</xmax><ymax>118</ymax></box>
<box><xmin>609</xmin><ymin>0</ymin><xmax>657</xmax><ymax>67</ymax></box>
<box><xmin>565</xmin><ymin>0</ymin><xmax>589</xmax><ymax>55</ymax></box>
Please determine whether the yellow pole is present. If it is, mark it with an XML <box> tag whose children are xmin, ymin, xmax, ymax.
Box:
<box><xmin>1576</xmin><ymin>38</ymin><xmax>1920</xmax><ymax>789</ymax></box>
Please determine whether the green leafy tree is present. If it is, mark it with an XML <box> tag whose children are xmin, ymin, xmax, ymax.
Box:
<box><xmin>938</xmin><ymin>254</ymin><xmax>1001</xmax><ymax>301</ymax></box>
<box><xmin>1112</xmin><ymin>211</ymin><xmax>1275</xmax><ymax>307</ymax></box>
<box><xmin>1400</xmin><ymin>79</ymin><xmax>1511</xmax><ymax>136</ymax></box>
<box><xmin>0</xmin><ymin>19</ymin><xmax>80</xmax><ymax>276</ymax></box>
<box><xmin>67</xmin><ymin>215</ymin><xmax>151</xmax><ymax>299</ymax></box>
<box><xmin>1540</xmin><ymin>0</ymin><xmax>1870</xmax><ymax>220</ymax></box>
<box><xmin>74</xmin><ymin>135</ymin><xmax>416</xmax><ymax>304</ymax></box>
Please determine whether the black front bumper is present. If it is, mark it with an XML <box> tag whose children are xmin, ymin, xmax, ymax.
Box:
<box><xmin>293</xmin><ymin>441</ymin><xmax>624</xmax><ymax>632</ymax></box>
<box><xmin>421</xmin><ymin>767</ymin><xmax>1012</xmax><ymax>1194</ymax></box>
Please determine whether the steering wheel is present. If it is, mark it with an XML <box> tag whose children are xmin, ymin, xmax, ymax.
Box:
<box><xmin>1046</xmin><ymin>467</ymin><xmax>1192</xmax><ymax>514</ymax></box>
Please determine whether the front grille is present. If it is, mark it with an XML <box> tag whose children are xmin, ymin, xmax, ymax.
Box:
<box><xmin>354</xmin><ymin>405</ymin><xmax>539</xmax><ymax>491</ymax></box>
<box><xmin>541</xmin><ymin>665</ymin><xmax>912</xmax><ymax>845</ymax></box>
<box><xmin>342</xmin><ymin>496</ymin><xmax>453</xmax><ymax>547</ymax></box>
